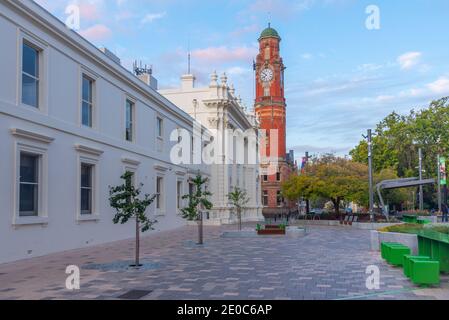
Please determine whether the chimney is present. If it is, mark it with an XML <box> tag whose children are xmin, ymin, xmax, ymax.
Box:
<box><xmin>181</xmin><ymin>74</ymin><xmax>195</xmax><ymax>91</ymax></box>
<box><xmin>99</xmin><ymin>47</ymin><xmax>121</xmax><ymax>65</ymax></box>
<box><xmin>138</xmin><ymin>73</ymin><xmax>158</xmax><ymax>90</ymax></box>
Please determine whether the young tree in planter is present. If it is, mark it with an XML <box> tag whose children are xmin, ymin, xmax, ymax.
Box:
<box><xmin>227</xmin><ymin>186</ymin><xmax>250</xmax><ymax>231</ymax></box>
<box><xmin>181</xmin><ymin>174</ymin><xmax>213</xmax><ymax>245</ymax></box>
<box><xmin>109</xmin><ymin>171</ymin><xmax>157</xmax><ymax>267</ymax></box>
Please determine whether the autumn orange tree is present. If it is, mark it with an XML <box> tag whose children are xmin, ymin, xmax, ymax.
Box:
<box><xmin>282</xmin><ymin>155</ymin><xmax>368</xmax><ymax>221</ymax></box>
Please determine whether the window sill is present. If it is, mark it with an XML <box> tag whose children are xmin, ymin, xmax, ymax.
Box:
<box><xmin>155</xmin><ymin>211</ymin><xmax>166</xmax><ymax>217</ymax></box>
<box><xmin>77</xmin><ymin>214</ymin><xmax>100</xmax><ymax>223</ymax></box>
<box><xmin>13</xmin><ymin>216</ymin><xmax>49</xmax><ymax>226</ymax></box>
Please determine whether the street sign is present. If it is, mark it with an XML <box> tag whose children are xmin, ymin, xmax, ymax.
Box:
<box><xmin>440</xmin><ymin>157</ymin><xmax>447</xmax><ymax>185</ymax></box>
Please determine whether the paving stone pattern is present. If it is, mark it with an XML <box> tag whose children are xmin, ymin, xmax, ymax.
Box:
<box><xmin>0</xmin><ymin>224</ymin><xmax>447</xmax><ymax>300</ymax></box>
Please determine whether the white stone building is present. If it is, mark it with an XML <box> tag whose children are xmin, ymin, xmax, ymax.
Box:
<box><xmin>160</xmin><ymin>73</ymin><xmax>264</xmax><ymax>225</ymax></box>
<box><xmin>0</xmin><ymin>0</ymin><xmax>210</xmax><ymax>263</ymax></box>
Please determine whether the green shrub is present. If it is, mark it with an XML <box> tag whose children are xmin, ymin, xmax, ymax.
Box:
<box><xmin>429</xmin><ymin>226</ymin><xmax>449</xmax><ymax>235</ymax></box>
<box><xmin>378</xmin><ymin>223</ymin><xmax>424</xmax><ymax>234</ymax></box>
<box><xmin>378</xmin><ymin>224</ymin><xmax>449</xmax><ymax>235</ymax></box>
<box><xmin>400</xmin><ymin>210</ymin><xmax>432</xmax><ymax>216</ymax></box>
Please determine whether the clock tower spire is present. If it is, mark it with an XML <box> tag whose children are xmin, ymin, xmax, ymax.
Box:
<box><xmin>254</xmin><ymin>24</ymin><xmax>295</xmax><ymax>217</ymax></box>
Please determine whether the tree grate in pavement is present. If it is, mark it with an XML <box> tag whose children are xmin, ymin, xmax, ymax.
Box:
<box><xmin>118</xmin><ymin>290</ymin><xmax>152</xmax><ymax>300</ymax></box>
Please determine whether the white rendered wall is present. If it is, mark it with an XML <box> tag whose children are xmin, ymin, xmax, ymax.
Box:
<box><xmin>0</xmin><ymin>1</ymin><xmax>208</xmax><ymax>264</ymax></box>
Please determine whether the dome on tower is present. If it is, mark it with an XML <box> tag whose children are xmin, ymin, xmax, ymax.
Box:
<box><xmin>259</xmin><ymin>24</ymin><xmax>281</xmax><ymax>41</ymax></box>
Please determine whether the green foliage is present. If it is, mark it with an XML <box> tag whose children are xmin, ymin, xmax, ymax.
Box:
<box><xmin>256</xmin><ymin>224</ymin><xmax>262</xmax><ymax>231</ymax></box>
<box><xmin>351</xmin><ymin>97</ymin><xmax>449</xmax><ymax>180</ymax></box>
<box><xmin>400</xmin><ymin>210</ymin><xmax>432</xmax><ymax>216</ymax></box>
<box><xmin>282</xmin><ymin>155</ymin><xmax>368</xmax><ymax>214</ymax></box>
<box><xmin>430</xmin><ymin>226</ymin><xmax>449</xmax><ymax>235</ymax></box>
<box><xmin>378</xmin><ymin>223</ymin><xmax>424</xmax><ymax>234</ymax></box>
<box><xmin>227</xmin><ymin>186</ymin><xmax>250</xmax><ymax>211</ymax></box>
<box><xmin>109</xmin><ymin>171</ymin><xmax>157</xmax><ymax>232</ymax></box>
<box><xmin>181</xmin><ymin>174</ymin><xmax>213</xmax><ymax>221</ymax></box>
<box><xmin>379</xmin><ymin>223</ymin><xmax>449</xmax><ymax>235</ymax></box>
<box><xmin>227</xmin><ymin>186</ymin><xmax>250</xmax><ymax>230</ymax></box>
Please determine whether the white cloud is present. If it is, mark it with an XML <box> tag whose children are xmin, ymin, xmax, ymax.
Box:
<box><xmin>141</xmin><ymin>12</ymin><xmax>166</xmax><ymax>24</ymax></box>
<box><xmin>301</xmin><ymin>53</ymin><xmax>313</xmax><ymax>60</ymax></box>
<box><xmin>398</xmin><ymin>52</ymin><xmax>422</xmax><ymax>70</ymax></box>
<box><xmin>427</xmin><ymin>77</ymin><xmax>449</xmax><ymax>94</ymax></box>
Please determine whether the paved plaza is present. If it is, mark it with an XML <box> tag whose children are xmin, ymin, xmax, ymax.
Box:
<box><xmin>0</xmin><ymin>224</ymin><xmax>448</xmax><ymax>300</ymax></box>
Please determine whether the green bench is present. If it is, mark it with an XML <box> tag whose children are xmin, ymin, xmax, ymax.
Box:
<box><xmin>403</xmin><ymin>255</ymin><xmax>431</xmax><ymax>278</ymax></box>
<box><xmin>409</xmin><ymin>259</ymin><xmax>440</xmax><ymax>285</ymax></box>
<box><xmin>381</xmin><ymin>241</ymin><xmax>441</xmax><ymax>286</ymax></box>
<box><xmin>418</xmin><ymin>230</ymin><xmax>449</xmax><ymax>273</ymax></box>
<box><xmin>381</xmin><ymin>243</ymin><xmax>411</xmax><ymax>266</ymax></box>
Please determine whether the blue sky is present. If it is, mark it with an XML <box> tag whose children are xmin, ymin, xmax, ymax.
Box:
<box><xmin>35</xmin><ymin>0</ymin><xmax>449</xmax><ymax>159</ymax></box>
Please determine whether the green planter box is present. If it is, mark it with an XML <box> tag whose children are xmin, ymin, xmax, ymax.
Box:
<box><xmin>381</xmin><ymin>242</ymin><xmax>409</xmax><ymax>262</ymax></box>
<box><xmin>410</xmin><ymin>259</ymin><xmax>440</xmax><ymax>285</ymax></box>
<box><xmin>403</xmin><ymin>255</ymin><xmax>431</xmax><ymax>278</ymax></box>
<box><xmin>387</xmin><ymin>246</ymin><xmax>411</xmax><ymax>266</ymax></box>
<box><xmin>418</xmin><ymin>231</ymin><xmax>449</xmax><ymax>273</ymax></box>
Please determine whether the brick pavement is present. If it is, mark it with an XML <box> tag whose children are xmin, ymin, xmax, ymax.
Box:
<box><xmin>0</xmin><ymin>224</ymin><xmax>447</xmax><ymax>300</ymax></box>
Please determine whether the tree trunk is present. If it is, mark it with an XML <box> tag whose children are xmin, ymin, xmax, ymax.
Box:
<box><xmin>198</xmin><ymin>211</ymin><xmax>203</xmax><ymax>245</ymax></box>
<box><xmin>135</xmin><ymin>218</ymin><xmax>140</xmax><ymax>267</ymax></box>
<box><xmin>333</xmin><ymin>199</ymin><xmax>342</xmax><ymax>222</ymax></box>
<box><xmin>238</xmin><ymin>208</ymin><xmax>242</xmax><ymax>231</ymax></box>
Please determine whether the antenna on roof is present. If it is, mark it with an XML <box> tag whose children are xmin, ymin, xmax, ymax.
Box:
<box><xmin>133</xmin><ymin>60</ymin><xmax>152</xmax><ymax>76</ymax></box>
<box><xmin>188</xmin><ymin>40</ymin><xmax>191</xmax><ymax>74</ymax></box>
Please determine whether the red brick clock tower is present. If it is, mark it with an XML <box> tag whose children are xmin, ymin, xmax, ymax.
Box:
<box><xmin>254</xmin><ymin>24</ymin><xmax>296</xmax><ymax>218</ymax></box>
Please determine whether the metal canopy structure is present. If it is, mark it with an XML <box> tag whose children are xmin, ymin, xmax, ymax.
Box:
<box><xmin>376</xmin><ymin>177</ymin><xmax>436</xmax><ymax>218</ymax></box>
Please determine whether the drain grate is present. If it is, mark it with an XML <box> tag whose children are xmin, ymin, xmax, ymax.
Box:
<box><xmin>118</xmin><ymin>290</ymin><xmax>152</xmax><ymax>300</ymax></box>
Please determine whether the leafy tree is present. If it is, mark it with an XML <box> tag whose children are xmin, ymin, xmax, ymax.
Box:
<box><xmin>109</xmin><ymin>171</ymin><xmax>157</xmax><ymax>267</ymax></box>
<box><xmin>350</xmin><ymin>97</ymin><xmax>449</xmax><ymax>209</ymax></box>
<box><xmin>227</xmin><ymin>186</ymin><xmax>250</xmax><ymax>231</ymax></box>
<box><xmin>181</xmin><ymin>174</ymin><xmax>213</xmax><ymax>245</ymax></box>
<box><xmin>282</xmin><ymin>155</ymin><xmax>367</xmax><ymax>221</ymax></box>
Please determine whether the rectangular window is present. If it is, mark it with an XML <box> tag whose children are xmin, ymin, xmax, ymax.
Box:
<box><xmin>157</xmin><ymin>117</ymin><xmax>163</xmax><ymax>138</ymax></box>
<box><xmin>82</xmin><ymin>75</ymin><xmax>94</xmax><ymax>127</ymax></box>
<box><xmin>276</xmin><ymin>172</ymin><xmax>281</xmax><ymax>181</ymax></box>
<box><xmin>156</xmin><ymin>176</ymin><xmax>163</xmax><ymax>209</ymax></box>
<box><xmin>125</xmin><ymin>99</ymin><xmax>134</xmax><ymax>142</ymax></box>
<box><xmin>19</xmin><ymin>153</ymin><xmax>40</xmax><ymax>216</ymax></box>
<box><xmin>277</xmin><ymin>191</ymin><xmax>283</xmax><ymax>207</ymax></box>
<box><xmin>80</xmin><ymin>163</ymin><xmax>93</xmax><ymax>215</ymax></box>
<box><xmin>263</xmin><ymin>175</ymin><xmax>268</xmax><ymax>182</ymax></box>
<box><xmin>177</xmin><ymin>181</ymin><xmax>183</xmax><ymax>209</ymax></box>
<box><xmin>262</xmin><ymin>190</ymin><xmax>269</xmax><ymax>207</ymax></box>
<box><xmin>22</xmin><ymin>42</ymin><xmax>40</xmax><ymax>108</ymax></box>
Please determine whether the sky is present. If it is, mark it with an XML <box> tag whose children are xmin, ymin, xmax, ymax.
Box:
<box><xmin>34</xmin><ymin>0</ymin><xmax>449</xmax><ymax>160</ymax></box>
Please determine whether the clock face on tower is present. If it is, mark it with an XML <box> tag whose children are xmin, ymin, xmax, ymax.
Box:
<box><xmin>260</xmin><ymin>68</ymin><xmax>273</xmax><ymax>83</ymax></box>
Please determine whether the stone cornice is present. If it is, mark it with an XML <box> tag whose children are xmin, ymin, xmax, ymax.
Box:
<box><xmin>74</xmin><ymin>144</ymin><xmax>104</xmax><ymax>156</ymax></box>
<box><xmin>121</xmin><ymin>157</ymin><xmax>141</xmax><ymax>167</ymax></box>
<box><xmin>10</xmin><ymin>128</ymin><xmax>55</xmax><ymax>144</ymax></box>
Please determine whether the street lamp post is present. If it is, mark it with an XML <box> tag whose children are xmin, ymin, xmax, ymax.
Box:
<box><xmin>367</xmin><ymin>129</ymin><xmax>374</xmax><ymax>222</ymax></box>
<box><xmin>438</xmin><ymin>154</ymin><xmax>442</xmax><ymax>213</ymax></box>
<box><xmin>418</xmin><ymin>148</ymin><xmax>424</xmax><ymax>211</ymax></box>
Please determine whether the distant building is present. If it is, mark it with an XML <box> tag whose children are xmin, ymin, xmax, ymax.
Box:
<box><xmin>160</xmin><ymin>72</ymin><xmax>264</xmax><ymax>224</ymax></box>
